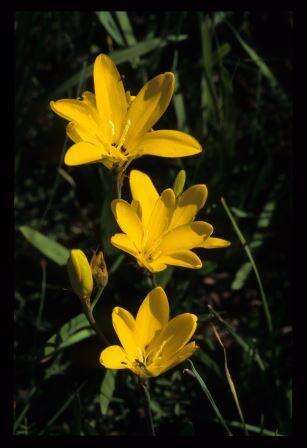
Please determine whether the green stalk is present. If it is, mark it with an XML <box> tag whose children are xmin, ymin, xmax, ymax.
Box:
<box><xmin>221</xmin><ymin>197</ymin><xmax>273</xmax><ymax>333</ymax></box>
<box><xmin>140</xmin><ymin>379</ymin><xmax>156</xmax><ymax>436</ymax></box>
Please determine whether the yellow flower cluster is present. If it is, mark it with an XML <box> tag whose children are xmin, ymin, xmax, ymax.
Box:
<box><xmin>52</xmin><ymin>54</ymin><xmax>230</xmax><ymax>378</ymax></box>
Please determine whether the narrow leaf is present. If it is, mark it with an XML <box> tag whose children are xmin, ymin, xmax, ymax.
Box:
<box><xmin>19</xmin><ymin>226</ymin><xmax>69</xmax><ymax>266</ymax></box>
<box><xmin>100</xmin><ymin>370</ymin><xmax>117</xmax><ymax>415</ymax></box>
<box><xmin>185</xmin><ymin>360</ymin><xmax>233</xmax><ymax>436</ymax></box>
<box><xmin>95</xmin><ymin>12</ymin><xmax>125</xmax><ymax>46</ymax></box>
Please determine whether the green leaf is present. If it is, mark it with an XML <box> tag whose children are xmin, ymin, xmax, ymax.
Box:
<box><xmin>178</xmin><ymin>421</ymin><xmax>195</xmax><ymax>435</ymax></box>
<box><xmin>231</xmin><ymin>262</ymin><xmax>252</xmax><ymax>290</ymax></box>
<box><xmin>51</xmin><ymin>36</ymin><xmax>188</xmax><ymax>98</ymax></box>
<box><xmin>115</xmin><ymin>11</ymin><xmax>137</xmax><ymax>47</ymax></box>
<box><xmin>186</xmin><ymin>360</ymin><xmax>232</xmax><ymax>436</ymax></box>
<box><xmin>213</xmin><ymin>42</ymin><xmax>231</xmax><ymax>65</ymax></box>
<box><xmin>44</xmin><ymin>314</ymin><xmax>94</xmax><ymax>358</ymax></box>
<box><xmin>95</xmin><ymin>12</ymin><xmax>125</xmax><ymax>46</ymax></box>
<box><xmin>195</xmin><ymin>349</ymin><xmax>222</xmax><ymax>378</ymax></box>
<box><xmin>225</xmin><ymin>420</ymin><xmax>285</xmax><ymax>436</ymax></box>
<box><xmin>100</xmin><ymin>370</ymin><xmax>117</xmax><ymax>415</ymax></box>
<box><xmin>227</xmin><ymin>22</ymin><xmax>278</xmax><ymax>89</ymax></box>
<box><xmin>208</xmin><ymin>306</ymin><xmax>266</xmax><ymax>371</ymax></box>
<box><xmin>155</xmin><ymin>267</ymin><xmax>174</xmax><ymax>288</ymax></box>
<box><xmin>19</xmin><ymin>226</ymin><xmax>69</xmax><ymax>266</ymax></box>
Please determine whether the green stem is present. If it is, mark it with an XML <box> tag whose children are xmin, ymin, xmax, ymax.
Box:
<box><xmin>36</xmin><ymin>260</ymin><xmax>46</xmax><ymax>329</ymax></box>
<box><xmin>140</xmin><ymin>379</ymin><xmax>156</xmax><ymax>436</ymax></box>
<box><xmin>81</xmin><ymin>300</ymin><xmax>109</xmax><ymax>347</ymax></box>
<box><xmin>91</xmin><ymin>285</ymin><xmax>105</xmax><ymax>312</ymax></box>
<box><xmin>221</xmin><ymin>197</ymin><xmax>273</xmax><ymax>334</ymax></box>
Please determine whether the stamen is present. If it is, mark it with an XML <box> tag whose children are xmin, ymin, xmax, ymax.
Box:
<box><xmin>116</xmin><ymin>119</ymin><xmax>131</xmax><ymax>151</ymax></box>
<box><xmin>109</xmin><ymin>120</ymin><xmax>115</xmax><ymax>137</ymax></box>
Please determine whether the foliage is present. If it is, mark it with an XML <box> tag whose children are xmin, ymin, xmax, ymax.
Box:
<box><xmin>15</xmin><ymin>11</ymin><xmax>292</xmax><ymax>436</ymax></box>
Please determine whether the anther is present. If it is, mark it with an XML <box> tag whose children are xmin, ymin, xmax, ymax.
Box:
<box><xmin>109</xmin><ymin>120</ymin><xmax>115</xmax><ymax>137</ymax></box>
<box><xmin>116</xmin><ymin>120</ymin><xmax>131</xmax><ymax>151</ymax></box>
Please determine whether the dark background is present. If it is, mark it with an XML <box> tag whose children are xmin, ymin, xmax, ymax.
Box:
<box><xmin>14</xmin><ymin>11</ymin><xmax>292</xmax><ymax>436</ymax></box>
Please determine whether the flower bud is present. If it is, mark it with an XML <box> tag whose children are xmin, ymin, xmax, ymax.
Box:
<box><xmin>90</xmin><ymin>250</ymin><xmax>108</xmax><ymax>289</ymax></box>
<box><xmin>173</xmin><ymin>169</ymin><xmax>186</xmax><ymax>197</ymax></box>
<box><xmin>67</xmin><ymin>249</ymin><xmax>93</xmax><ymax>300</ymax></box>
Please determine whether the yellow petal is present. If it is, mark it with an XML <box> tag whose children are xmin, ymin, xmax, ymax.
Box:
<box><xmin>111</xmin><ymin>200</ymin><xmax>143</xmax><ymax>249</ymax></box>
<box><xmin>146</xmin><ymin>189</ymin><xmax>175</xmax><ymax>247</ymax></box>
<box><xmin>129</xmin><ymin>170</ymin><xmax>159</xmax><ymax>227</ymax></box>
<box><xmin>149</xmin><ymin>313</ymin><xmax>197</xmax><ymax>361</ymax></box>
<box><xmin>66</xmin><ymin>122</ymin><xmax>82</xmax><ymax>143</ymax></box>
<box><xmin>64</xmin><ymin>142</ymin><xmax>107</xmax><ymax>166</ymax></box>
<box><xmin>124</xmin><ymin>73</ymin><xmax>175</xmax><ymax>148</ymax></box>
<box><xmin>111</xmin><ymin>233</ymin><xmax>138</xmax><ymax>257</ymax></box>
<box><xmin>112</xmin><ymin>307</ymin><xmax>139</xmax><ymax>361</ymax></box>
<box><xmin>132</xmin><ymin>130</ymin><xmax>202</xmax><ymax>157</ymax></box>
<box><xmin>50</xmin><ymin>99</ymin><xmax>98</xmax><ymax>137</ymax></box>
<box><xmin>199</xmin><ymin>237</ymin><xmax>231</xmax><ymax>249</ymax></box>
<box><xmin>170</xmin><ymin>185</ymin><xmax>208</xmax><ymax>229</ymax></box>
<box><xmin>149</xmin><ymin>341</ymin><xmax>197</xmax><ymax>377</ymax></box>
<box><xmin>135</xmin><ymin>287</ymin><xmax>169</xmax><ymax>349</ymax></box>
<box><xmin>99</xmin><ymin>345</ymin><xmax>129</xmax><ymax>369</ymax></box>
<box><xmin>160</xmin><ymin>222</ymin><xmax>213</xmax><ymax>254</ymax></box>
<box><xmin>94</xmin><ymin>54</ymin><xmax>127</xmax><ymax>143</ymax></box>
<box><xmin>145</xmin><ymin>260</ymin><xmax>168</xmax><ymax>273</ymax></box>
<box><xmin>158</xmin><ymin>250</ymin><xmax>202</xmax><ymax>269</ymax></box>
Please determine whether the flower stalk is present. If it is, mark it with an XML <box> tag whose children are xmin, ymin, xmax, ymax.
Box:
<box><xmin>139</xmin><ymin>378</ymin><xmax>156</xmax><ymax>436</ymax></box>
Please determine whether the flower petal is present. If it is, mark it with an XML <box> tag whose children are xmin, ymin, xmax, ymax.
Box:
<box><xmin>64</xmin><ymin>142</ymin><xmax>108</xmax><ymax>166</ymax></box>
<box><xmin>146</xmin><ymin>189</ymin><xmax>175</xmax><ymax>247</ymax></box>
<box><xmin>158</xmin><ymin>250</ymin><xmax>202</xmax><ymax>269</ymax></box>
<box><xmin>135</xmin><ymin>287</ymin><xmax>169</xmax><ymax>349</ymax></box>
<box><xmin>111</xmin><ymin>200</ymin><xmax>143</xmax><ymax>249</ymax></box>
<box><xmin>145</xmin><ymin>260</ymin><xmax>168</xmax><ymax>273</ymax></box>
<box><xmin>111</xmin><ymin>233</ymin><xmax>138</xmax><ymax>257</ymax></box>
<box><xmin>149</xmin><ymin>341</ymin><xmax>197</xmax><ymax>377</ymax></box>
<box><xmin>129</xmin><ymin>170</ymin><xmax>159</xmax><ymax>227</ymax></box>
<box><xmin>199</xmin><ymin>237</ymin><xmax>231</xmax><ymax>249</ymax></box>
<box><xmin>160</xmin><ymin>222</ymin><xmax>213</xmax><ymax>254</ymax></box>
<box><xmin>170</xmin><ymin>185</ymin><xmax>208</xmax><ymax>229</ymax></box>
<box><xmin>94</xmin><ymin>54</ymin><xmax>127</xmax><ymax>143</ymax></box>
<box><xmin>149</xmin><ymin>313</ymin><xmax>197</xmax><ymax>361</ymax></box>
<box><xmin>112</xmin><ymin>307</ymin><xmax>139</xmax><ymax>361</ymax></box>
<box><xmin>132</xmin><ymin>130</ymin><xmax>202</xmax><ymax>157</ymax></box>
<box><xmin>50</xmin><ymin>99</ymin><xmax>99</xmax><ymax>139</ymax></box>
<box><xmin>99</xmin><ymin>345</ymin><xmax>130</xmax><ymax>369</ymax></box>
<box><xmin>125</xmin><ymin>73</ymin><xmax>174</xmax><ymax>148</ymax></box>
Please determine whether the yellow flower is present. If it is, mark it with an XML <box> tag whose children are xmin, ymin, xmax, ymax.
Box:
<box><xmin>111</xmin><ymin>170</ymin><xmax>230</xmax><ymax>273</ymax></box>
<box><xmin>50</xmin><ymin>54</ymin><xmax>202</xmax><ymax>170</ymax></box>
<box><xmin>100</xmin><ymin>286</ymin><xmax>198</xmax><ymax>377</ymax></box>
<box><xmin>67</xmin><ymin>249</ymin><xmax>93</xmax><ymax>300</ymax></box>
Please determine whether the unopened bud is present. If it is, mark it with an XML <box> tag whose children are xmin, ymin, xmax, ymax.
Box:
<box><xmin>90</xmin><ymin>250</ymin><xmax>108</xmax><ymax>288</ymax></box>
<box><xmin>67</xmin><ymin>249</ymin><xmax>93</xmax><ymax>300</ymax></box>
<box><xmin>173</xmin><ymin>169</ymin><xmax>186</xmax><ymax>197</ymax></box>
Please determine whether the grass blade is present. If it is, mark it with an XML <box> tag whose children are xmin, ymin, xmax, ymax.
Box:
<box><xmin>184</xmin><ymin>360</ymin><xmax>233</xmax><ymax>436</ymax></box>
<box><xmin>115</xmin><ymin>12</ymin><xmax>137</xmax><ymax>46</ymax></box>
<box><xmin>51</xmin><ymin>35</ymin><xmax>188</xmax><ymax>98</ymax></box>
<box><xmin>211</xmin><ymin>325</ymin><xmax>248</xmax><ymax>435</ymax></box>
<box><xmin>208</xmin><ymin>305</ymin><xmax>266</xmax><ymax>371</ymax></box>
<box><xmin>40</xmin><ymin>381</ymin><xmax>87</xmax><ymax>434</ymax></box>
<box><xmin>43</xmin><ymin>313</ymin><xmax>94</xmax><ymax>359</ymax></box>
<box><xmin>95</xmin><ymin>11</ymin><xmax>124</xmax><ymax>46</ymax></box>
<box><xmin>226</xmin><ymin>420</ymin><xmax>284</xmax><ymax>436</ymax></box>
<box><xmin>221</xmin><ymin>197</ymin><xmax>273</xmax><ymax>333</ymax></box>
<box><xmin>100</xmin><ymin>370</ymin><xmax>117</xmax><ymax>415</ymax></box>
<box><xmin>227</xmin><ymin>21</ymin><xmax>278</xmax><ymax>89</ymax></box>
<box><xmin>19</xmin><ymin>226</ymin><xmax>69</xmax><ymax>266</ymax></box>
